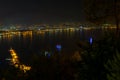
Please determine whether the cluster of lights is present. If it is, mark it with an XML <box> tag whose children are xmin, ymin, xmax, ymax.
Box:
<box><xmin>9</xmin><ymin>48</ymin><xmax>31</xmax><ymax>73</ymax></box>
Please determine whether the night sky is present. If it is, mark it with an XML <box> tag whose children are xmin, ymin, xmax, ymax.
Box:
<box><xmin>0</xmin><ymin>0</ymin><xmax>85</xmax><ymax>24</ymax></box>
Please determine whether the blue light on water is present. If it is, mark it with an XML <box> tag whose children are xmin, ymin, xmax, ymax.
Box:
<box><xmin>56</xmin><ymin>44</ymin><xmax>62</xmax><ymax>51</ymax></box>
<box><xmin>89</xmin><ymin>37</ymin><xmax>93</xmax><ymax>45</ymax></box>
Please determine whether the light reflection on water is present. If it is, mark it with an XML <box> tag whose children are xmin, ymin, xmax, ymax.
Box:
<box><xmin>0</xmin><ymin>29</ymin><xmax>105</xmax><ymax>62</ymax></box>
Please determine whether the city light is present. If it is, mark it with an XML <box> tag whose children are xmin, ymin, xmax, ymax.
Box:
<box><xmin>9</xmin><ymin>48</ymin><xmax>31</xmax><ymax>73</ymax></box>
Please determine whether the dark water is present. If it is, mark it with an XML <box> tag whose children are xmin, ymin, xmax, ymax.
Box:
<box><xmin>0</xmin><ymin>29</ymin><xmax>105</xmax><ymax>63</ymax></box>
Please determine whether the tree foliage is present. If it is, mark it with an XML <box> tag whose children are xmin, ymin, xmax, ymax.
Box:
<box><xmin>84</xmin><ymin>0</ymin><xmax>120</xmax><ymax>30</ymax></box>
<box><xmin>77</xmin><ymin>32</ymin><xmax>120</xmax><ymax>80</ymax></box>
<box><xmin>105</xmin><ymin>51</ymin><xmax>120</xmax><ymax>80</ymax></box>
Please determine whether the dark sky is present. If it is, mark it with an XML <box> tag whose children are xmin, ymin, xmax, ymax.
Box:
<box><xmin>0</xmin><ymin>0</ymin><xmax>85</xmax><ymax>24</ymax></box>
